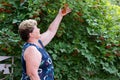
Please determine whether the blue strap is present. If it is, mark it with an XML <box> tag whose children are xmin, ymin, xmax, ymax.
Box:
<box><xmin>38</xmin><ymin>40</ymin><xmax>44</xmax><ymax>49</ymax></box>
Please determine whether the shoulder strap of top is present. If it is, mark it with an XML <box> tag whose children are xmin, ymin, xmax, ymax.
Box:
<box><xmin>38</xmin><ymin>40</ymin><xmax>44</xmax><ymax>49</ymax></box>
<box><xmin>22</xmin><ymin>43</ymin><xmax>32</xmax><ymax>56</ymax></box>
<box><xmin>22</xmin><ymin>43</ymin><xmax>30</xmax><ymax>51</ymax></box>
<box><xmin>22</xmin><ymin>43</ymin><xmax>38</xmax><ymax>51</ymax></box>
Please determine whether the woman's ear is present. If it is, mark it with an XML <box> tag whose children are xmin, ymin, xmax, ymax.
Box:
<box><xmin>29</xmin><ymin>32</ymin><xmax>32</xmax><ymax>38</ymax></box>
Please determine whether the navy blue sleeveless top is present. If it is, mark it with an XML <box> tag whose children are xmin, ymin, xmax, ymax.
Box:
<box><xmin>21</xmin><ymin>40</ymin><xmax>54</xmax><ymax>80</ymax></box>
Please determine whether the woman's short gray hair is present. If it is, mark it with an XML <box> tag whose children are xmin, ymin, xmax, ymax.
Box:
<box><xmin>19</xmin><ymin>19</ymin><xmax>37</xmax><ymax>30</ymax></box>
<box><xmin>18</xmin><ymin>19</ymin><xmax>37</xmax><ymax>41</ymax></box>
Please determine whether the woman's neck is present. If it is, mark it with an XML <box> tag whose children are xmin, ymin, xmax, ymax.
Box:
<box><xmin>27</xmin><ymin>39</ymin><xmax>39</xmax><ymax>44</ymax></box>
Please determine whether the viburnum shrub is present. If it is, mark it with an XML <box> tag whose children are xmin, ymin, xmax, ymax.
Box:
<box><xmin>0</xmin><ymin>0</ymin><xmax>120</xmax><ymax>80</ymax></box>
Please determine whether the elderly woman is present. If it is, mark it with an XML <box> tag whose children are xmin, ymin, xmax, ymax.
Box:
<box><xmin>18</xmin><ymin>7</ymin><xmax>71</xmax><ymax>80</ymax></box>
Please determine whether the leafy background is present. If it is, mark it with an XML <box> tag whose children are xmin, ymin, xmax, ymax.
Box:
<box><xmin>0</xmin><ymin>0</ymin><xmax>120</xmax><ymax>80</ymax></box>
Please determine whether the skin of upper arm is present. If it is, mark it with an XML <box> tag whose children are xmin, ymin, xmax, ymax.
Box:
<box><xmin>24</xmin><ymin>46</ymin><xmax>42</xmax><ymax>79</ymax></box>
<box><xmin>40</xmin><ymin>30</ymin><xmax>54</xmax><ymax>46</ymax></box>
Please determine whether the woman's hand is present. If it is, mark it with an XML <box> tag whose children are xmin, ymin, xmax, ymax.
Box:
<box><xmin>59</xmin><ymin>4</ymin><xmax>71</xmax><ymax>16</ymax></box>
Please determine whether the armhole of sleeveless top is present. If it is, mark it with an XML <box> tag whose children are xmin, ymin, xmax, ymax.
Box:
<box><xmin>22</xmin><ymin>43</ymin><xmax>41</xmax><ymax>57</ymax></box>
<box><xmin>22</xmin><ymin>41</ymin><xmax>44</xmax><ymax>59</ymax></box>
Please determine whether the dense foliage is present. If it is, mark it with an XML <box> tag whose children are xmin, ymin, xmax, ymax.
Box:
<box><xmin>0</xmin><ymin>0</ymin><xmax>120</xmax><ymax>80</ymax></box>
